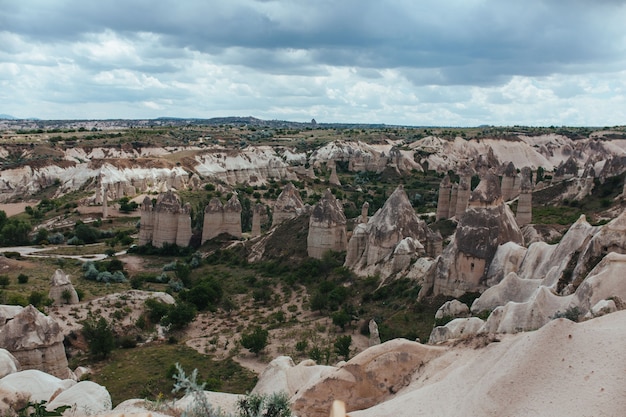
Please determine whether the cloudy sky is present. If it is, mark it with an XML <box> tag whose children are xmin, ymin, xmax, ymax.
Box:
<box><xmin>1</xmin><ymin>0</ymin><xmax>625</xmax><ymax>126</ymax></box>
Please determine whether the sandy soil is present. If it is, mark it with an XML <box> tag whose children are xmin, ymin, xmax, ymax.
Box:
<box><xmin>0</xmin><ymin>202</ymin><xmax>35</xmax><ymax>216</ymax></box>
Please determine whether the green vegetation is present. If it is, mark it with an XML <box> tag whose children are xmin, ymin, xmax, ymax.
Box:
<box><xmin>90</xmin><ymin>344</ymin><xmax>256</xmax><ymax>405</ymax></box>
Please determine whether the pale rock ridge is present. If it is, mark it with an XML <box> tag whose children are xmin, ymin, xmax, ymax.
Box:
<box><xmin>0</xmin><ymin>369</ymin><xmax>75</xmax><ymax>404</ymax></box>
<box><xmin>434</xmin><ymin>300</ymin><xmax>469</xmax><ymax>320</ymax></box>
<box><xmin>307</xmin><ymin>189</ymin><xmax>348</xmax><ymax>259</ymax></box>
<box><xmin>344</xmin><ymin>186</ymin><xmax>435</xmax><ymax>278</ymax></box>
<box><xmin>138</xmin><ymin>191</ymin><xmax>192</xmax><ymax>247</ymax></box>
<box><xmin>471</xmin><ymin>272</ymin><xmax>543</xmax><ymax>314</ymax></box>
<box><xmin>202</xmin><ymin>195</ymin><xmax>242</xmax><ymax>243</ymax></box>
<box><xmin>194</xmin><ymin>146</ymin><xmax>298</xmax><ymax>186</ymax></box>
<box><xmin>570</xmin><ymin>208</ymin><xmax>626</xmax><ymax>286</ymax></box>
<box><xmin>429</xmin><ymin>317</ymin><xmax>485</xmax><ymax>344</ymax></box>
<box><xmin>351</xmin><ymin>312</ymin><xmax>626</xmax><ymax>417</ymax></box>
<box><xmin>48</xmin><ymin>269</ymin><xmax>79</xmax><ymax>306</ymax></box>
<box><xmin>272</xmin><ymin>183</ymin><xmax>305</xmax><ymax>227</ymax></box>
<box><xmin>483</xmin><ymin>241</ymin><xmax>527</xmax><ymax>287</ymax></box>
<box><xmin>46</xmin><ymin>380</ymin><xmax>112</xmax><ymax>415</ymax></box>
<box><xmin>425</xmin><ymin>173</ymin><xmax>524</xmax><ymax>297</ymax></box>
<box><xmin>292</xmin><ymin>339</ymin><xmax>444</xmax><ymax>417</ymax></box>
<box><xmin>251</xmin><ymin>356</ymin><xmax>335</xmax><ymax>399</ymax></box>
<box><xmin>0</xmin><ymin>305</ymin><xmax>69</xmax><ymax>378</ymax></box>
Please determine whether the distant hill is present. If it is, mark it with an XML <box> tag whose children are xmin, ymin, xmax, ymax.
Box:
<box><xmin>0</xmin><ymin>114</ymin><xmax>18</xmax><ymax>120</ymax></box>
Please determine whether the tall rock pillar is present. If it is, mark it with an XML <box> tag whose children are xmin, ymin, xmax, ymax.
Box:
<box><xmin>307</xmin><ymin>189</ymin><xmax>348</xmax><ymax>259</ymax></box>
<box><xmin>516</xmin><ymin>166</ymin><xmax>533</xmax><ymax>226</ymax></box>
<box><xmin>436</xmin><ymin>175</ymin><xmax>452</xmax><ymax>220</ymax></box>
<box><xmin>455</xmin><ymin>174</ymin><xmax>472</xmax><ymax>218</ymax></box>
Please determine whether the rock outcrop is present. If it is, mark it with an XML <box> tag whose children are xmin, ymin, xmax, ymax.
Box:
<box><xmin>138</xmin><ymin>191</ymin><xmax>192</xmax><ymax>247</ymax></box>
<box><xmin>345</xmin><ymin>186</ymin><xmax>435</xmax><ymax>279</ymax></box>
<box><xmin>272</xmin><ymin>183</ymin><xmax>305</xmax><ymax>227</ymax></box>
<box><xmin>0</xmin><ymin>305</ymin><xmax>69</xmax><ymax>378</ymax></box>
<box><xmin>435</xmin><ymin>175</ymin><xmax>452</xmax><ymax>220</ymax></box>
<box><xmin>292</xmin><ymin>339</ymin><xmax>444</xmax><ymax>417</ymax></box>
<box><xmin>429</xmin><ymin>317</ymin><xmax>485</xmax><ymax>344</ymax></box>
<box><xmin>202</xmin><ymin>195</ymin><xmax>242</xmax><ymax>243</ymax></box>
<box><xmin>252</xmin><ymin>356</ymin><xmax>335</xmax><ymax>399</ymax></box>
<box><xmin>48</xmin><ymin>269</ymin><xmax>79</xmax><ymax>306</ymax></box>
<box><xmin>500</xmin><ymin>162</ymin><xmax>519</xmax><ymax>201</ymax></box>
<box><xmin>307</xmin><ymin>189</ymin><xmax>348</xmax><ymax>259</ymax></box>
<box><xmin>0</xmin><ymin>348</ymin><xmax>19</xmax><ymax>379</ymax></box>
<box><xmin>425</xmin><ymin>173</ymin><xmax>524</xmax><ymax>297</ymax></box>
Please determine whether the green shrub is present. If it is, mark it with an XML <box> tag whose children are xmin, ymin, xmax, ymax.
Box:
<box><xmin>241</xmin><ymin>326</ymin><xmax>269</xmax><ymax>355</ymax></box>
<box><xmin>17</xmin><ymin>273</ymin><xmax>29</xmax><ymax>284</ymax></box>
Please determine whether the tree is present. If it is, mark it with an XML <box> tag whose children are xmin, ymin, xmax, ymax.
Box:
<box><xmin>162</xmin><ymin>302</ymin><xmax>196</xmax><ymax>330</ymax></box>
<box><xmin>334</xmin><ymin>335</ymin><xmax>352</xmax><ymax>361</ymax></box>
<box><xmin>241</xmin><ymin>326</ymin><xmax>269</xmax><ymax>355</ymax></box>
<box><xmin>119</xmin><ymin>196</ymin><xmax>138</xmax><ymax>213</ymax></box>
<box><xmin>74</xmin><ymin>223</ymin><xmax>99</xmax><ymax>244</ymax></box>
<box><xmin>82</xmin><ymin>316</ymin><xmax>115</xmax><ymax>359</ymax></box>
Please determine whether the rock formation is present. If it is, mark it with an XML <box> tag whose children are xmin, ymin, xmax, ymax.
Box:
<box><xmin>0</xmin><ymin>305</ymin><xmax>69</xmax><ymax>378</ymax></box>
<box><xmin>448</xmin><ymin>183</ymin><xmax>458</xmax><ymax>218</ymax></box>
<box><xmin>516</xmin><ymin>166</ymin><xmax>533</xmax><ymax>226</ymax></box>
<box><xmin>202</xmin><ymin>195</ymin><xmax>243</xmax><ymax>243</ymax></box>
<box><xmin>252</xmin><ymin>356</ymin><xmax>335</xmax><ymax>399</ymax></box>
<box><xmin>434</xmin><ymin>299</ymin><xmax>469</xmax><ymax>320</ymax></box>
<box><xmin>307</xmin><ymin>189</ymin><xmax>348</xmax><ymax>259</ymax></box>
<box><xmin>272</xmin><ymin>183</ymin><xmax>306</xmax><ymax>227</ymax></box>
<box><xmin>0</xmin><ymin>348</ymin><xmax>19</xmax><ymax>379</ymax></box>
<box><xmin>251</xmin><ymin>203</ymin><xmax>267</xmax><ymax>237</ymax></box>
<box><xmin>345</xmin><ymin>186</ymin><xmax>436</xmax><ymax>279</ymax></box>
<box><xmin>138</xmin><ymin>192</ymin><xmax>192</xmax><ymax>247</ymax></box>
<box><xmin>292</xmin><ymin>339</ymin><xmax>444</xmax><ymax>417</ymax></box>
<box><xmin>429</xmin><ymin>317</ymin><xmax>484</xmax><ymax>344</ymax></box>
<box><xmin>435</xmin><ymin>175</ymin><xmax>451</xmax><ymax>220</ymax></box>
<box><xmin>368</xmin><ymin>320</ymin><xmax>381</xmax><ymax>347</ymax></box>
<box><xmin>454</xmin><ymin>173</ymin><xmax>472</xmax><ymax>218</ymax></box>
<box><xmin>360</xmin><ymin>202</ymin><xmax>369</xmax><ymax>224</ymax></box>
<box><xmin>500</xmin><ymin>162</ymin><xmax>518</xmax><ymax>201</ymax></box>
<box><xmin>424</xmin><ymin>173</ymin><xmax>524</xmax><ymax>298</ymax></box>
<box><xmin>48</xmin><ymin>269</ymin><xmax>79</xmax><ymax>306</ymax></box>
<box><xmin>328</xmin><ymin>161</ymin><xmax>341</xmax><ymax>186</ymax></box>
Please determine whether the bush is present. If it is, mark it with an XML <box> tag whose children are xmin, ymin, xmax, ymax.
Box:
<box><xmin>17</xmin><ymin>273</ymin><xmax>29</xmax><ymax>284</ymax></box>
<box><xmin>237</xmin><ymin>391</ymin><xmax>292</xmax><ymax>417</ymax></box>
<box><xmin>0</xmin><ymin>275</ymin><xmax>9</xmax><ymax>287</ymax></box>
<box><xmin>162</xmin><ymin>302</ymin><xmax>196</xmax><ymax>330</ymax></box>
<box><xmin>82</xmin><ymin>316</ymin><xmax>115</xmax><ymax>359</ymax></box>
<box><xmin>241</xmin><ymin>326</ymin><xmax>269</xmax><ymax>355</ymax></box>
<box><xmin>334</xmin><ymin>335</ymin><xmax>352</xmax><ymax>361</ymax></box>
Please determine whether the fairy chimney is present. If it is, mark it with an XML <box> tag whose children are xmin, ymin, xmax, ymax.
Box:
<box><xmin>307</xmin><ymin>189</ymin><xmax>348</xmax><ymax>259</ymax></box>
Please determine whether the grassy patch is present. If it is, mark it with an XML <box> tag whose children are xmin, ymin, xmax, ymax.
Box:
<box><xmin>88</xmin><ymin>343</ymin><xmax>257</xmax><ymax>405</ymax></box>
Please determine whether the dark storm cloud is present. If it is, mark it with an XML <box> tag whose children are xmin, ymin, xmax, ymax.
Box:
<box><xmin>3</xmin><ymin>0</ymin><xmax>625</xmax><ymax>84</ymax></box>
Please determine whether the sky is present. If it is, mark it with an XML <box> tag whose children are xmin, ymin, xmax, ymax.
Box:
<box><xmin>1</xmin><ymin>0</ymin><xmax>626</xmax><ymax>126</ymax></box>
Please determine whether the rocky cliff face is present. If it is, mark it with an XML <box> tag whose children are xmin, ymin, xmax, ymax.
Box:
<box><xmin>307</xmin><ymin>189</ymin><xmax>347</xmax><ymax>259</ymax></box>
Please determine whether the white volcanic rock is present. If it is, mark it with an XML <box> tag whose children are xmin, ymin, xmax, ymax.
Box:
<box><xmin>590</xmin><ymin>299</ymin><xmax>617</xmax><ymax>317</ymax></box>
<box><xmin>48</xmin><ymin>269</ymin><xmax>79</xmax><ymax>306</ymax></box>
<box><xmin>429</xmin><ymin>317</ymin><xmax>485</xmax><ymax>344</ymax></box>
<box><xmin>194</xmin><ymin>146</ymin><xmax>298</xmax><ymax>186</ymax></box>
<box><xmin>46</xmin><ymin>381</ymin><xmax>112</xmax><ymax>415</ymax></box>
<box><xmin>483</xmin><ymin>242</ymin><xmax>527</xmax><ymax>287</ymax></box>
<box><xmin>0</xmin><ymin>305</ymin><xmax>69</xmax><ymax>378</ymax></box>
<box><xmin>351</xmin><ymin>311</ymin><xmax>626</xmax><ymax>417</ymax></box>
<box><xmin>292</xmin><ymin>339</ymin><xmax>444</xmax><ymax>417</ymax></box>
<box><xmin>202</xmin><ymin>195</ymin><xmax>242</xmax><ymax>243</ymax></box>
<box><xmin>471</xmin><ymin>272</ymin><xmax>542</xmax><ymax>314</ymax></box>
<box><xmin>252</xmin><ymin>356</ymin><xmax>335</xmax><ymax>398</ymax></box>
<box><xmin>0</xmin><ymin>369</ymin><xmax>75</xmax><ymax>402</ymax></box>
<box><xmin>176</xmin><ymin>391</ymin><xmax>244</xmax><ymax>416</ymax></box>
<box><xmin>572</xmin><ymin>252</ymin><xmax>626</xmax><ymax>315</ymax></box>
<box><xmin>0</xmin><ymin>305</ymin><xmax>23</xmax><ymax>326</ymax></box>
<box><xmin>571</xmin><ymin>209</ymin><xmax>626</xmax><ymax>286</ymax></box>
<box><xmin>435</xmin><ymin>300</ymin><xmax>469</xmax><ymax>320</ymax></box>
<box><xmin>480</xmin><ymin>286</ymin><xmax>573</xmax><ymax>334</ymax></box>
<box><xmin>0</xmin><ymin>348</ymin><xmax>19</xmax><ymax>378</ymax></box>
<box><xmin>345</xmin><ymin>186</ymin><xmax>433</xmax><ymax>279</ymax></box>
